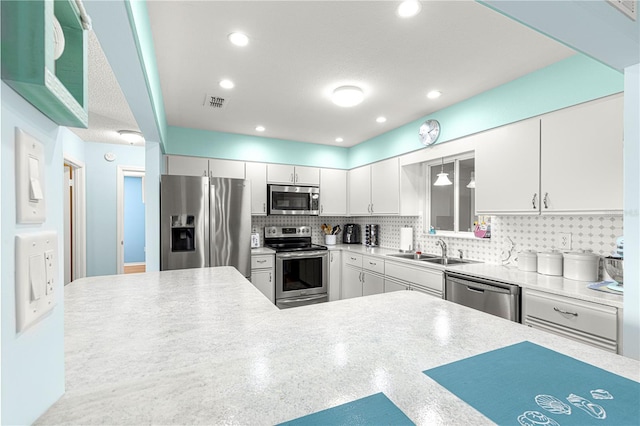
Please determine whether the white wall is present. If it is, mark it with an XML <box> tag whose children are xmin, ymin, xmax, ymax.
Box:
<box><xmin>0</xmin><ymin>83</ymin><xmax>69</xmax><ymax>424</ymax></box>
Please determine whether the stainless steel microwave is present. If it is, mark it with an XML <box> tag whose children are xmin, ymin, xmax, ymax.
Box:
<box><xmin>268</xmin><ymin>184</ymin><xmax>320</xmax><ymax>215</ymax></box>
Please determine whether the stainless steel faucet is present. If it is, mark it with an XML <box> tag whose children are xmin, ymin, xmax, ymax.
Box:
<box><xmin>458</xmin><ymin>249</ymin><xmax>463</xmax><ymax>259</ymax></box>
<box><xmin>436</xmin><ymin>239</ymin><xmax>447</xmax><ymax>258</ymax></box>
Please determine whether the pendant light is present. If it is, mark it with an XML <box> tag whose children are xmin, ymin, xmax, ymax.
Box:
<box><xmin>466</xmin><ymin>172</ymin><xmax>476</xmax><ymax>189</ymax></box>
<box><xmin>433</xmin><ymin>158</ymin><xmax>452</xmax><ymax>186</ymax></box>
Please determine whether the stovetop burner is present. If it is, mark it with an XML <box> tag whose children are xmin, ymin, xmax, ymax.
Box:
<box><xmin>264</xmin><ymin>225</ymin><xmax>327</xmax><ymax>252</ymax></box>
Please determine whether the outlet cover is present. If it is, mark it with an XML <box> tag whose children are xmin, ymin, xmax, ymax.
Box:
<box><xmin>558</xmin><ymin>232</ymin><xmax>572</xmax><ymax>250</ymax></box>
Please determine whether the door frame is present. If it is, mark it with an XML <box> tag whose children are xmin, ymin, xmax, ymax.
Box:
<box><xmin>116</xmin><ymin>166</ymin><xmax>145</xmax><ymax>274</ymax></box>
<box><xmin>63</xmin><ymin>155</ymin><xmax>87</xmax><ymax>281</ymax></box>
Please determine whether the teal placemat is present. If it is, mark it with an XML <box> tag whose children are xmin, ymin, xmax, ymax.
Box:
<box><xmin>424</xmin><ymin>341</ymin><xmax>640</xmax><ymax>425</ymax></box>
<box><xmin>278</xmin><ymin>392</ymin><xmax>414</xmax><ymax>426</ymax></box>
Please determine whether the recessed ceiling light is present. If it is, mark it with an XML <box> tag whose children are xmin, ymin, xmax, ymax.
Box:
<box><xmin>376</xmin><ymin>116</ymin><xmax>387</xmax><ymax>123</ymax></box>
<box><xmin>228</xmin><ymin>32</ymin><xmax>249</xmax><ymax>47</ymax></box>
<box><xmin>335</xmin><ymin>137</ymin><xmax>344</xmax><ymax>143</ymax></box>
<box><xmin>332</xmin><ymin>86</ymin><xmax>364</xmax><ymax>107</ymax></box>
<box><xmin>255</xmin><ymin>125</ymin><xmax>265</xmax><ymax>132</ymax></box>
<box><xmin>118</xmin><ymin>130</ymin><xmax>144</xmax><ymax>144</ymax></box>
<box><xmin>397</xmin><ymin>1</ymin><xmax>422</xmax><ymax>18</ymax></box>
<box><xmin>219</xmin><ymin>79</ymin><xmax>235</xmax><ymax>89</ymax></box>
<box><xmin>427</xmin><ymin>90</ymin><xmax>442</xmax><ymax>99</ymax></box>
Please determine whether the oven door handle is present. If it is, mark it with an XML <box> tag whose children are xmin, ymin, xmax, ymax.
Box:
<box><xmin>278</xmin><ymin>294</ymin><xmax>327</xmax><ymax>304</ymax></box>
<box><xmin>276</xmin><ymin>251</ymin><xmax>328</xmax><ymax>258</ymax></box>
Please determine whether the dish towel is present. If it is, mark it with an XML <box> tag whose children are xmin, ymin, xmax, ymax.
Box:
<box><xmin>424</xmin><ymin>341</ymin><xmax>639</xmax><ymax>425</ymax></box>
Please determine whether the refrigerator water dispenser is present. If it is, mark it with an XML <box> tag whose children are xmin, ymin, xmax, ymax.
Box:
<box><xmin>171</xmin><ymin>215</ymin><xmax>196</xmax><ymax>252</ymax></box>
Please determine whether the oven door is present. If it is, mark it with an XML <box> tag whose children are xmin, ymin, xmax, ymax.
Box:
<box><xmin>275</xmin><ymin>251</ymin><xmax>328</xmax><ymax>300</ymax></box>
<box><xmin>268</xmin><ymin>185</ymin><xmax>319</xmax><ymax>215</ymax></box>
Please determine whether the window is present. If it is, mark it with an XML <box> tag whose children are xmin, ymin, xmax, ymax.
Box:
<box><xmin>427</xmin><ymin>155</ymin><xmax>476</xmax><ymax>233</ymax></box>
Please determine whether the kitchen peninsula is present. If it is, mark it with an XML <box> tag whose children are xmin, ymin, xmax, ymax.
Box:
<box><xmin>37</xmin><ymin>267</ymin><xmax>639</xmax><ymax>425</ymax></box>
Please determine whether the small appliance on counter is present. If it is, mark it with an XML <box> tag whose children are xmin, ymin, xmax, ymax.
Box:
<box><xmin>365</xmin><ymin>224</ymin><xmax>379</xmax><ymax>247</ymax></box>
<box><xmin>343</xmin><ymin>223</ymin><xmax>361</xmax><ymax>244</ymax></box>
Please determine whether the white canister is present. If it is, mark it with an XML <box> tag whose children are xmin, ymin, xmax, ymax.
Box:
<box><xmin>537</xmin><ymin>251</ymin><xmax>563</xmax><ymax>276</ymax></box>
<box><xmin>517</xmin><ymin>250</ymin><xmax>538</xmax><ymax>272</ymax></box>
<box><xmin>564</xmin><ymin>251</ymin><xmax>600</xmax><ymax>281</ymax></box>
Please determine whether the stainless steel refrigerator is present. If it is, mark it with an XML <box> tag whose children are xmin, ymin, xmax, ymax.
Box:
<box><xmin>160</xmin><ymin>175</ymin><xmax>251</xmax><ymax>277</ymax></box>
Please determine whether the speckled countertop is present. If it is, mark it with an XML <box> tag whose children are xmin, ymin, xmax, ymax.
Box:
<box><xmin>37</xmin><ymin>267</ymin><xmax>638</xmax><ymax>425</ymax></box>
<box><xmin>325</xmin><ymin>244</ymin><xmax>624</xmax><ymax>309</ymax></box>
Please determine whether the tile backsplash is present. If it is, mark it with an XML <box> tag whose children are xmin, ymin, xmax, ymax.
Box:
<box><xmin>252</xmin><ymin>214</ymin><xmax>623</xmax><ymax>265</ymax></box>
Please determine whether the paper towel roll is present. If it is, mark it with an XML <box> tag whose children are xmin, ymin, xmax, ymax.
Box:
<box><xmin>400</xmin><ymin>227</ymin><xmax>413</xmax><ymax>252</ymax></box>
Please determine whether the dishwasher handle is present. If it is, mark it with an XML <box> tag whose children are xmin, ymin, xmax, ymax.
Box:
<box><xmin>446</xmin><ymin>275</ymin><xmax>517</xmax><ymax>295</ymax></box>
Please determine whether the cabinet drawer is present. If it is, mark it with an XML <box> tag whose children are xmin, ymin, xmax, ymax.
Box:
<box><xmin>385</xmin><ymin>261</ymin><xmax>442</xmax><ymax>294</ymax></box>
<box><xmin>343</xmin><ymin>253</ymin><xmax>363</xmax><ymax>268</ymax></box>
<box><xmin>251</xmin><ymin>255</ymin><xmax>274</xmax><ymax>269</ymax></box>
<box><xmin>524</xmin><ymin>290</ymin><xmax>617</xmax><ymax>340</ymax></box>
<box><xmin>362</xmin><ymin>255</ymin><xmax>384</xmax><ymax>274</ymax></box>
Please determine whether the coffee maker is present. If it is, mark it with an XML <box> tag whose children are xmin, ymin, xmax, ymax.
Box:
<box><xmin>343</xmin><ymin>224</ymin><xmax>361</xmax><ymax>244</ymax></box>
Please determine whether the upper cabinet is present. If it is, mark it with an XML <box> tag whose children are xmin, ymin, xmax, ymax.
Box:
<box><xmin>208</xmin><ymin>159</ymin><xmax>245</xmax><ymax>179</ymax></box>
<box><xmin>246</xmin><ymin>162</ymin><xmax>268</xmax><ymax>215</ymax></box>
<box><xmin>319</xmin><ymin>169</ymin><xmax>347</xmax><ymax>216</ymax></box>
<box><xmin>165</xmin><ymin>155</ymin><xmax>209</xmax><ymax>177</ymax></box>
<box><xmin>476</xmin><ymin>94</ymin><xmax>623</xmax><ymax>215</ymax></box>
<box><xmin>267</xmin><ymin>164</ymin><xmax>319</xmax><ymax>185</ymax></box>
<box><xmin>348</xmin><ymin>158</ymin><xmax>400</xmax><ymax>215</ymax></box>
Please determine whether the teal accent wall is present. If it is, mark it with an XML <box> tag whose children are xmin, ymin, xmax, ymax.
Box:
<box><xmin>124</xmin><ymin>176</ymin><xmax>145</xmax><ymax>263</ymax></box>
<box><xmin>347</xmin><ymin>54</ymin><xmax>623</xmax><ymax>168</ymax></box>
<box><xmin>167</xmin><ymin>126</ymin><xmax>349</xmax><ymax>169</ymax></box>
<box><xmin>126</xmin><ymin>0</ymin><xmax>168</xmax><ymax>147</ymax></box>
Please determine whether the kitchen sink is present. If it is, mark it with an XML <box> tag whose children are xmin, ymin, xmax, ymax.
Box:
<box><xmin>387</xmin><ymin>253</ymin><xmax>438</xmax><ymax>260</ymax></box>
<box><xmin>421</xmin><ymin>257</ymin><xmax>475</xmax><ymax>265</ymax></box>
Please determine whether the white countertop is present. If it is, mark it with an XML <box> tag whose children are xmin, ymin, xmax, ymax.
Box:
<box><xmin>325</xmin><ymin>244</ymin><xmax>623</xmax><ymax>309</ymax></box>
<box><xmin>251</xmin><ymin>247</ymin><xmax>275</xmax><ymax>255</ymax></box>
<box><xmin>37</xmin><ymin>267</ymin><xmax>638</xmax><ymax>425</ymax></box>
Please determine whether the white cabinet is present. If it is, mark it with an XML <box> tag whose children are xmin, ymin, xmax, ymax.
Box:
<box><xmin>540</xmin><ymin>95</ymin><xmax>623</xmax><ymax>213</ymax></box>
<box><xmin>319</xmin><ymin>168</ymin><xmax>347</xmax><ymax>216</ymax></box>
<box><xmin>341</xmin><ymin>264</ymin><xmax>363</xmax><ymax>300</ymax></box>
<box><xmin>165</xmin><ymin>155</ymin><xmax>209</xmax><ymax>177</ymax></box>
<box><xmin>348</xmin><ymin>158</ymin><xmax>400</xmax><ymax>215</ymax></box>
<box><xmin>246</xmin><ymin>162</ymin><xmax>267</xmax><ymax>215</ymax></box>
<box><xmin>340</xmin><ymin>253</ymin><xmax>384</xmax><ymax>299</ymax></box>
<box><xmin>267</xmin><ymin>164</ymin><xmax>319</xmax><ymax>185</ymax></box>
<box><xmin>476</xmin><ymin>94</ymin><xmax>623</xmax><ymax>215</ymax></box>
<box><xmin>362</xmin><ymin>271</ymin><xmax>384</xmax><ymax>296</ymax></box>
<box><xmin>384</xmin><ymin>279</ymin><xmax>410</xmax><ymax>293</ymax></box>
<box><xmin>384</xmin><ymin>260</ymin><xmax>443</xmax><ymax>298</ymax></box>
<box><xmin>328</xmin><ymin>250</ymin><xmax>342</xmax><ymax>302</ymax></box>
<box><xmin>208</xmin><ymin>159</ymin><xmax>245</xmax><ymax>179</ymax></box>
<box><xmin>250</xmin><ymin>254</ymin><xmax>275</xmax><ymax>304</ymax></box>
<box><xmin>523</xmin><ymin>289</ymin><xmax>619</xmax><ymax>353</ymax></box>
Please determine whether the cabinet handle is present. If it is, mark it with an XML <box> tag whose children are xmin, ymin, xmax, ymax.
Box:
<box><xmin>543</xmin><ymin>192</ymin><xmax>549</xmax><ymax>209</ymax></box>
<box><xmin>370</xmin><ymin>204</ymin><xmax>374</xmax><ymax>213</ymax></box>
<box><xmin>320</xmin><ymin>205</ymin><xmax>323</xmax><ymax>214</ymax></box>
<box><xmin>295</xmin><ymin>173</ymin><xmax>299</xmax><ymax>182</ymax></box>
<box><xmin>257</xmin><ymin>259</ymin><xmax>267</xmax><ymax>264</ymax></box>
<box><xmin>359</xmin><ymin>272</ymin><xmax>364</xmax><ymax>282</ymax></box>
<box><xmin>553</xmin><ymin>307</ymin><xmax>578</xmax><ymax>317</ymax></box>
<box><xmin>369</xmin><ymin>261</ymin><xmax>377</xmax><ymax>266</ymax></box>
<box><xmin>204</xmin><ymin>170</ymin><xmax>208</xmax><ymax>177</ymax></box>
<box><xmin>350</xmin><ymin>256</ymin><xmax>357</xmax><ymax>261</ymax></box>
<box><xmin>263</xmin><ymin>202</ymin><xmax>266</xmax><ymax>213</ymax></box>
<box><xmin>532</xmin><ymin>193</ymin><xmax>537</xmax><ymax>209</ymax></box>
<box><xmin>330</xmin><ymin>253</ymin><xmax>333</xmax><ymax>262</ymax></box>
<box><xmin>290</xmin><ymin>173</ymin><xmax>294</xmax><ymax>182</ymax></box>
<box><xmin>269</xmin><ymin>273</ymin><xmax>272</xmax><ymax>283</ymax></box>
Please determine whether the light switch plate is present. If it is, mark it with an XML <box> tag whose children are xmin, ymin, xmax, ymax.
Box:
<box><xmin>15</xmin><ymin>231</ymin><xmax>58</xmax><ymax>333</ymax></box>
<box><xmin>16</xmin><ymin>128</ymin><xmax>46</xmax><ymax>223</ymax></box>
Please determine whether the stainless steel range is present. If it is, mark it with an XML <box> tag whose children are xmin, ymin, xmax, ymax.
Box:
<box><xmin>264</xmin><ymin>226</ymin><xmax>328</xmax><ymax>309</ymax></box>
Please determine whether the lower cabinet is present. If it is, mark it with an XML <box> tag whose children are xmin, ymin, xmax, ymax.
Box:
<box><xmin>250</xmin><ymin>254</ymin><xmax>275</xmax><ymax>304</ymax></box>
<box><xmin>522</xmin><ymin>289</ymin><xmax>619</xmax><ymax>353</ymax></box>
<box><xmin>384</xmin><ymin>260</ymin><xmax>443</xmax><ymax>298</ymax></box>
<box><xmin>341</xmin><ymin>253</ymin><xmax>384</xmax><ymax>299</ymax></box>
<box><xmin>328</xmin><ymin>251</ymin><xmax>342</xmax><ymax>302</ymax></box>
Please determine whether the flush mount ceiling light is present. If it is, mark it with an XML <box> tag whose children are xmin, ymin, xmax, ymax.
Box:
<box><xmin>335</xmin><ymin>137</ymin><xmax>344</xmax><ymax>143</ymax></box>
<box><xmin>219</xmin><ymin>79</ymin><xmax>235</xmax><ymax>89</ymax></box>
<box><xmin>118</xmin><ymin>130</ymin><xmax>144</xmax><ymax>145</ymax></box>
<box><xmin>397</xmin><ymin>1</ymin><xmax>422</xmax><ymax>18</ymax></box>
<box><xmin>467</xmin><ymin>172</ymin><xmax>476</xmax><ymax>189</ymax></box>
<box><xmin>433</xmin><ymin>158</ymin><xmax>453</xmax><ymax>186</ymax></box>
<box><xmin>331</xmin><ymin>86</ymin><xmax>364</xmax><ymax>107</ymax></box>
<box><xmin>427</xmin><ymin>90</ymin><xmax>442</xmax><ymax>99</ymax></box>
<box><xmin>376</xmin><ymin>116</ymin><xmax>387</xmax><ymax>123</ymax></box>
<box><xmin>255</xmin><ymin>125</ymin><xmax>265</xmax><ymax>132</ymax></box>
<box><xmin>228</xmin><ymin>32</ymin><xmax>249</xmax><ymax>47</ymax></box>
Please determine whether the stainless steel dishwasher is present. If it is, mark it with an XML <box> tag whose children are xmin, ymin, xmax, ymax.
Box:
<box><xmin>444</xmin><ymin>271</ymin><xmax>521</xmax><ymax>322</ymax></box>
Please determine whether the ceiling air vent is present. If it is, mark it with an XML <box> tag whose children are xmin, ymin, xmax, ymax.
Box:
<box><xmin>203</xmin><ymin>94</ymin><xmax>229</xmax><ymax>110</ymax></box>
<box><xmin>607</xmin><ymin>0</ymin><xmax>637</xmax><ymax>21</ymax></box>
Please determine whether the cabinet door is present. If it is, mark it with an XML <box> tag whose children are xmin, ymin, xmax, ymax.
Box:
<box><xmin>540</xmin><ymin>95</ymin><xmax>623</xmax><ymax>214</ymax></box>
<box><xmin>384</xmin><ymin>278</ymin><xmax>409</xmax><ymax>293</ymax></box>
<box><xmin>371</xmin><ymin>158</ymin><xmax>399</xmax><ymax>215</ymax></box>
<box><xmin>246</xmin><ymin>162</ymin><xmax>267</xmax><ymax>215</ymax></box>
<box><xmin>341</xmin><ymin>265</ymin><xmax>363</xmax><ymax>299</ymax></box>
<box><xmin>208</xmin><ymin>159</ymin><xmax>245</xmax><ymax>179</ymax></box>
<box><xmin>320</xmin><ymin>169</ymin><xmax>347</xmax><ymax>216</ymax></box>
<box><xmin>294</xmin><ymin>166</ymin><xmax>320</xmax><ymax>186</ymax></box>
<box><xmin>250</xmin><ymin>269</ymin><xmax>275</xmax><ymax>304</ymax></box>
<box><xmin>475</xmin><ymin>119</ymin><xmax>541</xmax><ymax>214</ymax></box>
<box><xmin>348</xmin><ymin>165</ymin><xmax>371</xmax><ymax>215</ymax></box>
<box><xmin>267</xmin><ymin>164</ymin><xmax>295</xmax><ymax>184</ymax></box>
<box><xmin>362</xmin><ymin>272</ymin><xmax>384</xmax><ymax>296</ymax></box>
<box><xmin>329</xmin><ymin>251</ymin><xmax>342</xmax><ymax>302</ymax></box>
<box><xmin>166</xmin><ymin>155</ymin><xmax>208</xmax><ymax>177</ymax></box>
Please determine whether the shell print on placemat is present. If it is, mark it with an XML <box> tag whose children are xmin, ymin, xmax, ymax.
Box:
<box><xmin>590</xmin><ymin>389</ymin><xmax>614</xmax><ymax>400</ymax></box>
<box><xmin>567</xmin><ymin>393</ymin><xmax>607</xmax><ymax>419</ymax></box>
<box><xmin>517</xmin><ymin>411</ymin><xmax>561</xmax><ymax>426</ymax></box>
<box><xmin>535</xmin><ymin>394</ymin><xmax>572</xmax><ymax>415</ymax></box>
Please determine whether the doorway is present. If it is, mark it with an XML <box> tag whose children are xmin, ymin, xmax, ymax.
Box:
<box><xmin>117</xmin><ymin>166</ymin><xmax>146</xmax><ymax>274</ymax></box>
<box><xmin>63</xmin><ymin>157</ymin><xmax>87</xmax><ymax>284</ymax></box>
